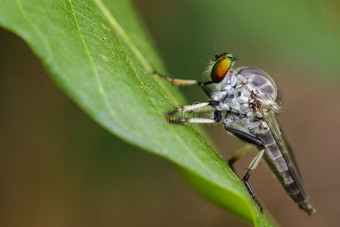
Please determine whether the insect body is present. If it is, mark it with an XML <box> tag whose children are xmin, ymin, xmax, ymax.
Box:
<box><xmin>154</xmin><ymin>52</ymin><xmax>315</xmax><ymax>215</ymax></box>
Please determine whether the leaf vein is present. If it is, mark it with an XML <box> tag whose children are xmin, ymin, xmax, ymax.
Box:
<box><xmin>16</xmin><ymin>0</ymin><xmax>53</xmax><ymax>62</ymax></box>
<box><xmin>93</xmin><ymin>0</ymin><xmax>179</xmax><ymax>104</ymax></box>
<box><xmin>68</xmin><ymin>0</ymin><xmax>116</xmax><ymax>118</ymax></box>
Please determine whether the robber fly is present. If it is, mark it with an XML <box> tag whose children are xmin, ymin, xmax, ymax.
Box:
<box><xmin>154</xmin><ymin>52</ymin><xmax>315</xmax><ymax>215</ymax></box>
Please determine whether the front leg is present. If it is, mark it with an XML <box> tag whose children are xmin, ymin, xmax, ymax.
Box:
<box><xmin>153</xmin><ymin>71</ymin><xmax>213</xmax><ymax>97</ymax></box>
<box><xmin>168</xmin><ymin>118</ymin><xmax>217</xmax><ymax>124</ymax></box>
<box><xmin>165</xmin><ymin>102</ymin><xmax>212</xmax><ymax>116</ymax></box>
<box><xmin>165</xmin><ymin>102</ymin><xmax>222</xmax><ymax>125</ymax></box>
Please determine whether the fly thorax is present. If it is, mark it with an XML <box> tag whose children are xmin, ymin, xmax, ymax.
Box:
<box><xmin>212</xmin><ymin>67</ymin><xmax>279</xmax><ymax>117</ymax></box>
<box><xmin>212</xmin><ymin>73</ymin><xmax>253</xmax><ymax>115</ymax></box>
<box><xmin>236</xmin><ymin>66</ymin><xmax>279</xmax><ymax>112</ymax></box>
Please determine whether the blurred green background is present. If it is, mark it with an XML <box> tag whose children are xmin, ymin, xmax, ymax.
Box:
<box><xmin>1</xmin><ymin>0</ymin><xmax>339</xmax><ymax>226</ymax></box>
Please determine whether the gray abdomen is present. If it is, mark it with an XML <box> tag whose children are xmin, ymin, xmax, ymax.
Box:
<box><xmin>259</xmin><ymin>131</ymin><xmax>306</xmax><ymax>203</ymax></box>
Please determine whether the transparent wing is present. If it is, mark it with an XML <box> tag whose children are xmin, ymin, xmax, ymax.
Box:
<box><xmin>260</xmin><ymin>109</ymin><xmax>309</xmax><ymax>198</ymax></box>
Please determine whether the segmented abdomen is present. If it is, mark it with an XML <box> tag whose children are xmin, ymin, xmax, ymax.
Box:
<box><xmin>259</xmin><ymin>131</ymin><xmax>306</xmax><ymax>204</ymax></box>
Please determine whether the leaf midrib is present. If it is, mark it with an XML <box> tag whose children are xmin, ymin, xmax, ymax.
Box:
<box><xmin>69</xmin><ymin>0</ymin><xmax>117</xmax><ymax>120</ymax></box>
<box><xmin>93</xmin><ymin>0</ymin><xmax>180</xmax><ymax>105</ymax></box>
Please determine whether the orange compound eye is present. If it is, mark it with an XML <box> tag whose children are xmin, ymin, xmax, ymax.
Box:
<box><xmin>211</xmin><ymin>58</ymin><xmax>232</xmax><ymax>83</ymax></box>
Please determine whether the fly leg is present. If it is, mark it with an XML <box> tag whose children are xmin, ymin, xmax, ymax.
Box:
<box><xmin>153</xmin><ymin>71</ymin><xmax>213</xmax><ymax>97</ymax></box>
<box><xmin>225</xmin><ymin>126</ymin><xmax>265</xmax><ymax>169</ymax></box>
<box><xmin>243</xmin><ymin>149</ymin><xmax>265</xmax><ymax>213</ymax></box>
<box><xmin>165</xmin><ymin>102</ymin><xmax>212</xmax><ymax>116</ymax></box>
<box><xmin>166</xmin><ymin>102</ymin><xmax>221</xmax><ymax>124</ymax></box>
<box><xmin>225</xmin><ymin>127</ymin><xmax>265</xmax><ymax>148</ymax></box>
<box><xmin>228</xmin><ymin>144</ymin><xmax>253</xmax><ymax>171</ymax></box>
<box><xmin>224</xmin><ymin>127</ymin><xmax>266</xmax><ymax>212</ymax></box>
<box><xmin>168</xmin><ymin>118</ymin><xmax>217</xmax><ymax>124</ymax></box>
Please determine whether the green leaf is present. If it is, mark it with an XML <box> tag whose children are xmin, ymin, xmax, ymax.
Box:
<box><xmin>0</xmin><ymin>0</ymin><xmax>275</xmax><ymax>225</ymax></box>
